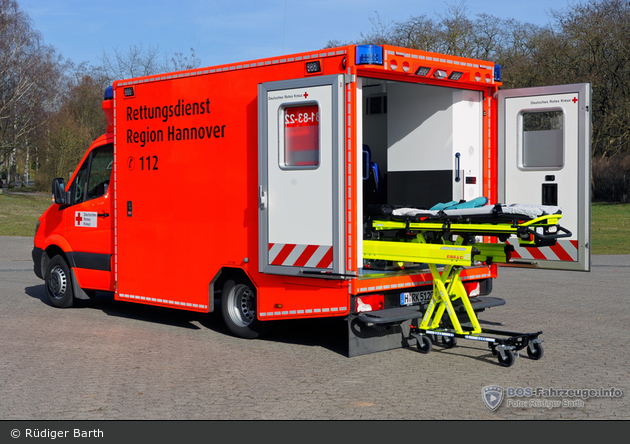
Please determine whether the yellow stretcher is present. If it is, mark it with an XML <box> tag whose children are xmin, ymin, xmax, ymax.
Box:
<box><xmin>362</xmin><ymin>203</ymin><xmax>571</xmax><ymax>367</ymax></box>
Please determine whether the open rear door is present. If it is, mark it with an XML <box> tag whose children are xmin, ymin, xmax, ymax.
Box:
<box><xmin>258</xmin><ymin>75</ymin><xmax>345</xmax><ymax>277</ymax></box>
<box><xmin>498</xmin><ymin>83</ymin><xmax>591</xmax><ymax>271</ymax></box>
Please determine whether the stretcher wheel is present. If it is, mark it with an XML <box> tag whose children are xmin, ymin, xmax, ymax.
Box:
<box><xmin>416</xmin><ymin>335</ymin><xmax>432</xmax><ymax>354</ymax></box>
<box><xmin>441</xmin><ymin>336</ymin><xmax>457</xmax><ymax>348</ymax></box>
<box><xmin>527</xmin><ymin>342</ymin><xmax>544</xmax><ymax>360</ymax></box>
<box><xmin>497</xmin><ymin>349</ymin><xmax>515</xmax><ymax>367</ymax></box>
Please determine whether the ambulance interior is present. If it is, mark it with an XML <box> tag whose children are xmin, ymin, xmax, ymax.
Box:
<box><xmin>358</xmin><ymin>77</ymin><xmax>484</xmax><ymax>272</ymax></box>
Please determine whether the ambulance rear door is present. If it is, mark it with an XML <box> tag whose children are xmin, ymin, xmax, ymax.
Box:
<box><xmin>498</xmin><ymin>83</ymin><xmax>591</xmax><ymax>271</ymax></box>
<box><xmin>258</xmin><ymin>75</ymin><xmax>346</xmax><ymax>277</ymax></box>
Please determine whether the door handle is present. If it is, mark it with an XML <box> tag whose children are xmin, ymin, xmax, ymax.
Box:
<box><xmin>98</xmin><ymin>212</ymin><xmax>110</xmax><ymax>218</ymax></box>
<box><xmin>455</xmin><ymin>152</ymin><xmax>461</xmax><ymax>182</ymax></box>
<box><xmin>259</xmin><ymin>186</ymin><xmax>267</xmax><ymax>210</ymax></box>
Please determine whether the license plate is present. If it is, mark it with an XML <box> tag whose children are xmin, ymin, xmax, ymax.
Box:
<box><xmin>400</xmin><ymin>290</ymin><xmax>433</xmax><ymax>306</ymax></box>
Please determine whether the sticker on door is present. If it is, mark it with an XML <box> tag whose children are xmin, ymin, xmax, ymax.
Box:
<box><xmin>75</xmin><ymin>211</ymin><xmax>98</xmax><ymax>227</ymax></box>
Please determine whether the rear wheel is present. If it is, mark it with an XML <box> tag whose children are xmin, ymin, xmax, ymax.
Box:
<box><xmin>441</xmin><ymin>336</ymin><xmax>457</xmax><ymax>348</ymax></box>
<box><xmin>45</xmin><ymin>255</ymin><xmax>74</xmax><ymax>308</ymax></box>
<box><xmin>221</xmin><ymin>279</ymin><xmax>270</xmax><ymax>339</ymax></box>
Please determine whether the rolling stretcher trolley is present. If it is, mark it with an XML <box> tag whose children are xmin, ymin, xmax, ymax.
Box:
<box><xmin>363</xmin><ymin>202</ymin><xmax>570</xmax><ymax>367</ymax></box>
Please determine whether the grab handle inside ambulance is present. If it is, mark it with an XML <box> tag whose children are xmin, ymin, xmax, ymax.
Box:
<box><xmin>455</xmin><ymin>152</ymin><xmax>461</xmax><ymax>183</ymax></box>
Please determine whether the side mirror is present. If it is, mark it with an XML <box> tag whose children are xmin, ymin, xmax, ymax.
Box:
<box><xmin>52</xmin><ymin>177</ymin><xmax>67</xmax><ymax>205</ymax></box>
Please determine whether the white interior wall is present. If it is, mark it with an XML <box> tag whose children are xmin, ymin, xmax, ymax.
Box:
<box><xmin>387</xmin><ymin>83</ymin><xmax>454</xmax><ymax>172</ymax></box>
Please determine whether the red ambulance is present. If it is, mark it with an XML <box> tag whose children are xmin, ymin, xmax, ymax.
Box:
<box><xmin>32</xmin><ymin>44</ymin><xmax>591</xmax><ymax>356</ymax></box>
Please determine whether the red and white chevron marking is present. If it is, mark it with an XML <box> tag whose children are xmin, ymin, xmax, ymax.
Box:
<box><xmin>269</xmin><ymin>243</ymin><xmax>333</xmax><ymax>268</ymax></box>
<box><xmin>507</xmin><ymin>239</ymin><xmax>579</xmax><ymax>262</ymax></box>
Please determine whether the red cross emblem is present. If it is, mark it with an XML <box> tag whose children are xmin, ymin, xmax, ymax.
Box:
<box><xmin>304</xmin><ymin>92</ymin><xmax>308</xmax><ymax>98</ymax></box>
<box><xmin>75</xmin><ymin>213</ymin><xmax>83</xmax><ymax>225</ymax></box>
<box><xmin>572</xmin><ymin>97</ymin><xmax>578</xmax><ymax>103</ymax></box>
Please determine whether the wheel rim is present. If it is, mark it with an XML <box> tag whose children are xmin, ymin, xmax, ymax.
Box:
<box><xmin>227</xmin><ymin>284</ymin><xmax>256</xmax><ymax>327</ymax></box>
<box><xmin>48</xmin><ymin>266</ymin><xmax>68</xmax><ymax>299</ymax></box>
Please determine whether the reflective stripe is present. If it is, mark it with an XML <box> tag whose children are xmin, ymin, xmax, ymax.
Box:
<box><xmin>118</xmin><ymin>293</ymin><xmax>208</xmax><ymax>310</ymax></box>
<box><xmin>508</xmin><ymin>239</ymin><xmax>578</xmax><ymax>262</ymax></box>
<box><xmin>269</xmin><ymin>243</ymin><xmax>333</xmax><ymax>268</ymax></box>
<box><xmin>260</xmin><ymin>306</ymin><xmax>347</xmax><ymax>317</ymax></box>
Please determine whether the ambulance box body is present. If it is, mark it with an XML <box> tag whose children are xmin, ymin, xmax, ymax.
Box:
<box><xmin>33</xmin><ymin>44</ymin><xmax>591</xmax><ymax>356</ymax></box>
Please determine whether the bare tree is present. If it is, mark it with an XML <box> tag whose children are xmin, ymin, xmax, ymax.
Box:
<box><xmin>552</xmin><ymin>0</ymin><xmax>630</xmax><ymax>159</ymax></box>
<box><xmin>435</xmin><ymin>0</ymin><xmax>475</xmax><ymax>57</ymax></box>
<box><xmin>340</xmin><ymin>0</ymin><xmax>523</xmax><ymax>61</ymax></box>
<box><xmin>330</xmin><ymin>0</ymin><xmax>630</xmax><ymax>199</ymax></box>
<box><xmin>99</xmin><ymin>43</ymin><xmax>201</xmax><ymax>82</ymax></box>
<box><xmin>0</xmin><ymin>0</ymin><xmax>65</xmax><ymax>185</ymax></box>
<box><xmin>35</xmin><ymin>63</ymin><xmax>110</xmax><ymax>189</ymax></box>
<box><xmin>390</xmin><ymin>15</ymin><xmax>440</xmax><ymax>52</ymax></box>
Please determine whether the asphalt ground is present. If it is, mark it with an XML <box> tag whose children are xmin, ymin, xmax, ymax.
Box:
<box><xmin>1</xmin><ymin>236</ymin><xmax>628</xmax><ymax>421</ymax></box>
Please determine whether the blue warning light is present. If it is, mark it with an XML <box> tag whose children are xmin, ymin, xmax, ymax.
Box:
<box><xmin>494</xmin><ymin>64</ymin><xmax>502</xmax><ymax>82</ymax></box>
<box><xmin>356</xmin><ymin>45</ymin><xmax>383</xmax><ymax>66</ymax></box>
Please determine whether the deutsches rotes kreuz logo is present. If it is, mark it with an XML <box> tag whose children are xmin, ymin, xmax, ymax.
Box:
<box><xmin>482</xmin><ymin>385</ymin><xmax>504</xmax><ymax>411</ymax></box>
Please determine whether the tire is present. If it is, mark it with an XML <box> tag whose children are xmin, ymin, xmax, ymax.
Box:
<box><xmin>45</xmin><ymin>255</ymin><xmax>74</xmax><ymax>308</ymax></box>
<box><xmin>441</xmin><ymin>336</ymin><xmax>457</xmax><ymax>349</ymax></box>
<box><xmin>497</xmin><ymin>349</ymin><xmax>515</xmax><ymax>367</ymax></box>
<box><xmin>221</xmin><ymin>279</ymin><xmax>270</xmax><ymax>339</ymax></box>
<box><xmin>416</xmin><ymin>335</ymin><xmax>432</xmax><ymax>354</ymax></box>
<box><xmin>527</xmin><ymin>341</ymin><xmax>544</xmax><ymax>360</ymax></box>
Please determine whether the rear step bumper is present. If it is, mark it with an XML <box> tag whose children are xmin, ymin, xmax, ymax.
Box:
<box><xmin>357</xmin><ymin>297</ymin><xmax>506</xmax><ymax>325</ymax></box>
<box><xmin>357</xmin><ymin>306</ymin><xmax>422</xmax><ymax>325</ymax></box>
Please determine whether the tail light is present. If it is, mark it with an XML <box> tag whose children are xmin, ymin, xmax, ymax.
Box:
<box><xmin>356</xmin><ymin>294</ymin><xmax>384</xmax><ymax>313</ymax></box>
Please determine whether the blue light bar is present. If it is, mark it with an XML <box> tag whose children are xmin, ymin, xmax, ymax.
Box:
<box><xmin>104</xmin><ymin>86</ymin><xmax>113</xmax><ymax>100</ymax></box>
<box><xmin>356</xmin><ymin>45</ymin><xmax>383</xmax><ymax>66</ymax></box>
<box><xmin>494</xmin><ymin>64</ymin><xmax>502</xmax><ymax>82</ymax></box>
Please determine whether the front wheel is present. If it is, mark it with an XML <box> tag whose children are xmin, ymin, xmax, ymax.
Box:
<box><xmin>45</xmin><ymin>255</ymin><xmax>74</xmax><ymax>308</ymax></box>
<box><xmin>497</xmin><ymin>349</ymin><xmax>515</xmax><ymax>367</ymax></box>
<box><xmin>221</xmin><ymin>280</ymin><xmax>270</xmax><ymax>339</ymax></box>
<box><xmin>416</xmin><ymin>335</ymin><xmax>432</xmax><ymax>354</ymax></box>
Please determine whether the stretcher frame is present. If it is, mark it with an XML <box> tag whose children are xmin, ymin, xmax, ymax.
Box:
<box><xmin>362</xmin><ymin>208</ymin><xmax>568</xmax><ymax>367</ymax></box>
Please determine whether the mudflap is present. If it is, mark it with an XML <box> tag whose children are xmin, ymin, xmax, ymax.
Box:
<box><xmin>347</xmin><ymin>314</ymin><xmax>417</xmax><ymax>357</ymax></box>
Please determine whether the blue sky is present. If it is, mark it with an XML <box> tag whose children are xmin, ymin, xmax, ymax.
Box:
<box><xmin>22</xmin><ymin>0</ymin><xmax>574</xmax><ymax>69</ymax></box>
